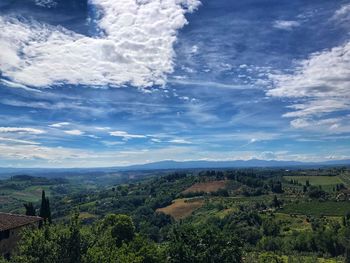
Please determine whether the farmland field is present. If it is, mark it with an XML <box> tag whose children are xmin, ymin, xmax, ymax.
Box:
<box><xmin>339</xmin><ymin>172</ymin><xmax>350</xmax><ymax>187</ymax></box>
<box><xmin>283</xmin><ymin>175</ymin><xmax>343</xmax><ymax>186</ymax></box>
<box><xmin>182</xmin><ymin>180</ymin><xmax>228</xmax><ymax>194</ymax></box>
<box><xmin>156</xmin><ymin>198</ymin><xmax>204</xmax><ymax>220</ymax></box>
<box><xmin>280</xmin><ymin>201</ymin><xmax>350</xmax><ymax>216</ymax></box>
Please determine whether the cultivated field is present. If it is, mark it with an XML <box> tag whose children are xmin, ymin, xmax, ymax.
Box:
<box><xmin>339</xmin><ymin>172</ymin><xmax>350</xmax><ymax>187</ymax></box>
<box><xmin>284</xmin><ymin>175</ymin><xmax>343</xmax><ymax>186</ymax></box>
<box><xmin>157</xmin><ymin>198</ymin><xmax>204</xmax><ymax>220</ymax></box>
<box><xmin>280</xmin><ymin>201</ymin><xmax>350</xmax><ymax>216</ymax></box>
<box><xmin>182</xmin><ymin>180</ymin><xmax>228</xmax><ymax>194</ymax></box>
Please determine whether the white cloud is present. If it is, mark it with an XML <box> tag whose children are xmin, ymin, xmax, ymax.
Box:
<box><xmin>102</xmin><ymin>141</ymin><xmax>126</xmax><ymax>146</ymax></box>
<box><xmin>332</xmin><ymin>4</ymin><xmax>350</xmax><ymax>23</ymax></box>
<box><xmin>268</xmin><ymin>41</ymin><xmax>350</xmax><ymax>131</ymax></box>
<box><xmin>169</xmin><ymin>139</ymin><xmax>192</xmax><ymax>144</ymax></box>
<box><xmin>250</xmin><ymin>138</ymin><xmax>257</xmax><ymax>143</ymax></box>
<box><xmin>289</xmin><ymin>117</ymin><xmax>350</xmax><ymax>134</ymax></box>
<box><xmin>0</xmin><ymin>0</ymin><xmax>200</xmax><ymax>88</ymax></box>
<box><xmin>0</xmin><ymin>137</ymin><xmax>40</xmax><ymax>145</ymax></box>
<box><xmin>0</xmin><ymin>79</ymin><xmax>41</xmax><ymax>93</ymax></box>
<box><xmin>169</xmin><ymin>78</ymin><xmax>252</xmax><ymax>90</ymax></box>
<box><xmin>64</xmin><ymin>129</ymin><xmax>84</xmax><ymax>136</ymax></box>
<box><xmin>273</xmin><ymin>20</ymin><xmax>300</xmax><ymax>30</ymax></box>
<box><xmin>0</xmin><ymin>144</ymin><xmax>89</xmax><ymax>161</ymax></box>
<box><xmin>0</xmin><ymin>127</ymin><xmax>45</xmax><ymax>134</ymax></box>
<box><xmin>35</xmin><ymin>0</ymin><xmax>57</xmax><ymax>8</ymax></box>
<box><xmin>109</xmin><ymin>130</ymin><xmax>146</xmax><ymax>140</ymax></box>
<box><xmin>151</xmin><ymin>138</ymin><xmax>162</xmax><ymax>143</ymax></box>
<box><xmin>95</xmin><ymin>127</ymin><xmax>111</xmax><ymax>131</ymax></box>
<box><xmin>49</xmin><ymin>122</ymin><xmax>70</xmax><ymax>128</ymax></box>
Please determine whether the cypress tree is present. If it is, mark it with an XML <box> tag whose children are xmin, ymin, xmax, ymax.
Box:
<box><xmin>23</xmin><ymin>202</ymin><xmax>36</xmax><ymax>216</ymax></box>
<box><xmin>272</xmin><ymin>195</ymin><xmax>280</xmax><ymax>208</ymax></box>
<box><xmin>39</xmin><ymin>190</ymin><xmax>46</xmax><ymax>220</ymax></box>
<box><xmin>46</xmin><ymin>198</ymin><xmax>52</xmax><ymax>224</ymax></box>
<box><xmin>39</xmin><ymin>190</ymin><xmax>52</xmax><ymax>224</ymax></box>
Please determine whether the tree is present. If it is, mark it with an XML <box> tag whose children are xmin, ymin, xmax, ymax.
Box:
<box><xmin>344</xmin><ymin>223</ymin><xmax>350</xmax><ymax>263</ymax></box>
<box><xmin>259</xmin><ymin>252</ymin><xmax>283</xmax><ymax>263</ymax></box>
<box><xmin>39</xmin><ymin>190</ymin><xmax>52</xmax><ymax>224</ymax></box>
<box><xmin>24</xmin><ymin>202</ymin><xmax>36</xmax><ymax>216</ymax></box>
<box><xmin>13</xmin><ymin>225</ymin><xmax>60</xmax><ymax>263</ymax></box>
<box><xmin>306</xmin><ymin>180</ymin><xmax>310</xmax><ymax>187</ymax></box>
<box><xmin>262</xmin><ymin>220</ymin><xmax>280</xmax><ymax>237</ymax></box>
<box><xmin>62</xmin><ymin>212</ymin><xmax>82</xmax><ymax>263</ymax></box>
<box><xmin>272</xmin><ymin>195</ymin><xmax>281</xmax><ymax>208</ymax></box>
<box><xmin>271</xmin><ymin>182</ymin><xmax>283</xmax><ymax>194</ymax></box>
<box><xmin>101</xmin><ymin>214</ymin><xmax>135</xmax><ymax>247</ymax></box>
<box><xmin>167</xmin><ymin>224</ymin><xmax>242</xmax><ymax>263</ymax></box>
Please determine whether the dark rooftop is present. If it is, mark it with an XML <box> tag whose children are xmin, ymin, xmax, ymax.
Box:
<box><xmin>0</xmin><ymin>213</ymin><xmax>42</xmax><ymax>231</ymax></box>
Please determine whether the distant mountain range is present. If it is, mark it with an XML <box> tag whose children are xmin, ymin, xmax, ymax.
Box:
<box><xmin>0</xmin><ymin>159</ymin><xmax>350</xmax><ymax>177</ymax></box>
<box><xmin>114</xmin><ymin>159</ymin><xmax>350</xmax><ymax>170</ymax></box>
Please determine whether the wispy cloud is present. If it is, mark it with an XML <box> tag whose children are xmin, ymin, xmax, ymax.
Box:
<box><xmin>268</xmin><ymin>41</ymin><xmax>350</xmax><ymax>132</ymax></box>
<box><xmin>49</xmin><ymin>122</ymin><xmax>70</xmax><ymax>128</ymax></box>
<box><xmin>273</xmin><ymin>20</ymin><xmax>300</xmax><ymax>30</ymax></box>
<box><xmin>332</xmin><ymin>4</ymin><xmax>350</xmax><ymax>23</ymax></box>
<box><xmin>64</xmin><ymin>129</ymin><xmax>84</xmax><ymax>136</ymax></box>
<box><xmin>0</xmin><ymin>137</ymin><xmax>40</xmax><ymax>145</ymax></box>
<box><xmin>109</xmin><ymin>131</ymin><xmax>146</xmax><ymax>140</ymax></box>
<box><xmin>0</xmin><ymin>127</ymin><xmax>45</xmax><ymax>134</ymax></box>
<box><xmin>169</xmin><ymin>78</ymin><xmax>253</xmax><ymax>90</ymax></box>
<box><xmin>169</xmin><ymin>139</ymin><xmax>192</xmax><ymax>144</ymax></box>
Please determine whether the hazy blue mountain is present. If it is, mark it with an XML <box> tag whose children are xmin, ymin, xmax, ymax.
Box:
<box><xmin>1</xmin><ymin>159</ymin><xmax>349</xmax><ymax>179</ymax></box>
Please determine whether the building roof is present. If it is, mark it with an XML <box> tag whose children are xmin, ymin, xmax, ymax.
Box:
<box><xmin>0</xmin><ymin>212</ymin><xmax>42</xmax><ymax>231</ymax></box>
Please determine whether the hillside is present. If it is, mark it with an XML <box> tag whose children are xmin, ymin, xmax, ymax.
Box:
<box><xmin>1</xmin><ymin>167</ymin><xmax>350</xmax><ymax>262</ymax></box>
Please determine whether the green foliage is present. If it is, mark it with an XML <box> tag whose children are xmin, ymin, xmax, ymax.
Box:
<box><xmin>258</xmin><ymin>252</ymin><xmax>284</xmax><ymax>263</ymax></box>
<box><xmin>24</xmin><ymin>202</ymin><xmax>36</xmax><ymax>216</ymax></box>
<box><xmin>12</xmin><ymin>213</ymin><xmax>164</xmax><ymax>263</ymax></box>
<box><xmin>262</xmin><ymin>219</ymin><xmax>280</xmax><ymax>236</ymax></box>
<box><xmin>2</xmin><ymin>168</ymin><xmax>350</xmax><ymax>262</ymax></box>
<box><xmin>343</xmin><ymin>224</ymin><xmax>350</xmax><ymax>263</ymax></box>
<box><xmin>281</xmin><ymin>201</ymin><xmax>350</xmax><ymax>216</ymax></box>
<box><xmin>101</xmin><ymin>214</ymin><xmax>135</xmax><ymax>247</ymax></box>
<box><xmin>167</xmin><ymin>224</ymin><xmax>242</xmax><ymax>263</ymax></box>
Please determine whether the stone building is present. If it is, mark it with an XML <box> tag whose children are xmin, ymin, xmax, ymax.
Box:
<box><xmin>0</xmin><ymin>212</ymin><xmax>42</xmax><ymax>259</ymax></box>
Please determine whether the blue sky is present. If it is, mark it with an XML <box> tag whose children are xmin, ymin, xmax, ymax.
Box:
<box><xmin>0</xmin><ymin>0</ymin><xmax>349</xmax><ymax>167</ymax></box>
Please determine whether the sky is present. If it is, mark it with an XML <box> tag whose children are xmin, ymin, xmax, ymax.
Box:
<box><xmin>0</xmin><ymin>0</ymin><xmax>349</xmax><ymax>168</ymax></box>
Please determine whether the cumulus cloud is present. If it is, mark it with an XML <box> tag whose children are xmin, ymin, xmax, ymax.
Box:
<box><xmin>268</xmin><ymin>41</ymin><xmax>350</xmax><ymax>132</ymax></box>
<box><xmin>0</xmin><ymin>127</ymin><xmax>45</xmax><ymax>134</ymax></box>
<box><xmin>109</xmin><ymin>130</ymin><xmax>146</xmax><ymax>140</ymax></box>
<box><xmin>273</xmin><ymin>20</ymin><xmax>300</xmax><ymax>30</ymax></box>
<box><xmin>64</xmin><ymin>129</ymin><xmax>84</xmax><ymax>135</ymax></box>
<box><xmin>0</xmin><ymin>0</ymin><xmax>200</xmax><ymax>88</ymax></box>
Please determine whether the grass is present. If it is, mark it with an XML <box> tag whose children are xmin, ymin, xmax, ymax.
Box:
<box><xmin>182</xmin><ymin>180</ymin><xmax>228</xmax><ymax>194</ymax></box>
<box><xmin>156</xmin><ymin>198</ymin><xmax>205</xmax><ymax>220</ymax></box>
<box><xmin>284</xmin><ymin>176</ymin><xmax>343</xmax><ymax>186</ymax></box>
<box><xmin>280</xmin><ymin>201</ymin><xmax>350</xmax><ymax>216</ymax></box>
<box><xmin>79</xmin><ymin>212</ymin><xmax>97</xmax><ymax>220</ymax></box>
<box><xmin>339</xmin><ymin>172</ymin><xmax>350</xmax><ymax>187</ymax></box>
<box><xmin>272</xmin><ymin>213</ymin><xmax>312</xmax><ymax>232</ymax></box>
<box><xmin>244</xmin><ymin>253</ymin><xmax>343</xmax><ymax>263</ymax></box>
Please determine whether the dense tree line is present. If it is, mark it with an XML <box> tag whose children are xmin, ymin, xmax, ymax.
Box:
<box><xmin>5</xmin><ymin>213</ymin><xmax>243</xmax><ymax>263</ymax></box>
